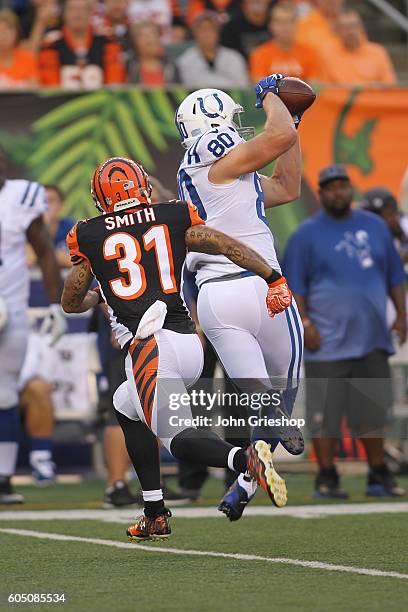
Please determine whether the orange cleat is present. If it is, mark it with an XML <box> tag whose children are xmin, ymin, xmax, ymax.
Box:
<box><xmin>246</xmin><ymin>440</ymin><xmax>287</xmax><ymax>508</ymax></box>
<box><xmin>126</xmin><ymin>509</ymin><xmax>172</xmax><ymax>542</ymax></box>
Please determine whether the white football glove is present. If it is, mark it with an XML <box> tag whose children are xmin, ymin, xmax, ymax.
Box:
<box><xmin>40</xmin><ymin>303</ymin><xmax>67</xmax><ymax>346</ymax></box>
<box><xmin>0</xmin><ymin>296</ymin><xmax>8</xmax><ymax>333</ymax></box>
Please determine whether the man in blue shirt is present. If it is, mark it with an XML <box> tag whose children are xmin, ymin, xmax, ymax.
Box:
<box><xmin>284</xmin><ymin>164</ymin><xmax>406</xmax><ymax>498</ymax></box>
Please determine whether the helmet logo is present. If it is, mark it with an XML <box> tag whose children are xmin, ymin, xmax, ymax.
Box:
<box><xmin>197</xmin><ymin>93</ymin><xmax>224</xmax><ymax>118</ymax></box>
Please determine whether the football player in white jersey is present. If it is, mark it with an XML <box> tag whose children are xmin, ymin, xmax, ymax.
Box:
<box><xmin>0</xmin><ymin>148</ymin><xmax>67</xmax><ymax>504</ymax></box>
<box><xmin>176</xmin><ymin>75</ymin><xmax>305</xmax><ymax>520</ymax></box>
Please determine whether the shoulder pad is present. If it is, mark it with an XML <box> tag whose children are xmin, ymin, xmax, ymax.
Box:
<box><xmin>182</xmin><ymin>127</ymin><xmax>243</xmax><ymax>169</ymax></box>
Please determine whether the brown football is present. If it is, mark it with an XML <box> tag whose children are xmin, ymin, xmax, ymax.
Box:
<box><xmin>278</xmin><ymin>77</ymin><xmax>316</xmax><ymax>115</ymax></box>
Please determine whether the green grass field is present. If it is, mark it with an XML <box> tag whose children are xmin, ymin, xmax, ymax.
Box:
<box><xmin>1</xmin><ymin>473</ymin><xmax>407</xmax><ymax>612</ymax></box>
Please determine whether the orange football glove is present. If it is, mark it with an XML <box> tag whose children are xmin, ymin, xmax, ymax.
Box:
<box><xmin>266</xmin><ymin>276</ymin><xmax>292</xmax><ymax>318</ymax></box>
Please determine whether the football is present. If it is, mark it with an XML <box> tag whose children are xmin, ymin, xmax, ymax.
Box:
<box><xmin>278</xmin><ymin>77</ymin><xmax>316</xmax><ymax>115</ymax></box>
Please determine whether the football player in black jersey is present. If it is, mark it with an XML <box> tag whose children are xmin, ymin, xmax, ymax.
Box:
<box><xmin>62</xmin><ymin>157</ymin><xmax>292</xmax><ymax>541</ymax></box>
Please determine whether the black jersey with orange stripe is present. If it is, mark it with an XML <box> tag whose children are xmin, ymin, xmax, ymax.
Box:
<box><xmin>66</xmin><ymin>200</ymin><xmax>204</xmax><ymax>336</ymax></box>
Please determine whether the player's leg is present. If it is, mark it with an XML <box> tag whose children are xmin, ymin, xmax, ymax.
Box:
<box><xmin>20</xmin><ymin>378</ymin><xmax>56</xmax><ymax>486</ymax></box>
<box><xmin>256</xmin><ymin>291</ymin><xmax>305</xmax><ymax>455</ymax></box>
<box><xmin>0</xmin><ymin>324</ymin><xmax>27</xmax><ymax>504</ymax></box>
<box><xmin>121</xmin><ymin>330</ymin><xmax>287</xmax><ymax>537</ymax></box>
<box><xmin>197</xmin><ymin>278</ymin><xmax>289</xmax><ymax>519</ymax></box>
<box><xmin>112</xmin><ymin>377</ymin><xmax>164</xmax><ymax>534</ymax></box>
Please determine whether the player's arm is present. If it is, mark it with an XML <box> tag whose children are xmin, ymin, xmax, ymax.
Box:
<box><xmin>185</xmin><ymin>225</ymin><xmax>292</xmax><ymax>316</ymax></box>
<box><xmin>61</xmin><ymin>260</ymin><xmax>98</xmax><ymax>314</ymax></box>
<box><xmin>26</xmin><ymin>216</ymin><xmax>63</xmax><ymax>303</ymax></box>
<box><xmin>208</xmin><ymin>93</ymin><xmax>297</xmax><ymax>185</ymax></box>
<box><xmin>259</xmin><ymin>136</ymin><xmax>302</xmax><ymax>208</ymax></box>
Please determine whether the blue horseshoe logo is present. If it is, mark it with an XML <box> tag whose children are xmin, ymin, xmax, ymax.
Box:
<box><xmin>197</xmin><ymin>93</ymin><xmax>224</xmax><ymax>118</ymax></box>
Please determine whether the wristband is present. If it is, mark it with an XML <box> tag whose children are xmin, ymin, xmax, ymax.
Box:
<box><xmin>92</xmin><ymin>286</ymin><xmax>104</xmax><ymax>305</ymax></box>
<box><xmin>265</xmin><ymin>269</ymin><xmax>282</xmax><ymax>285</ymax></box>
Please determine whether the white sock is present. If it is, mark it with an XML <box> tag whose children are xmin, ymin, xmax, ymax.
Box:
<box><xmin>238</xmin><ymin>472</ymin><xmax>258</xmax><ymax>497</ymax></box>
<box><xmin>0</xmin><ymin>442</ymin><xmax>18</xmax><ymax>476</ymax></box>
<box><xmin>227</xmin><ymin>447</ymin><xmax>241</xmax><ymax>471</ymax></box>
<box><xmin>142</xmin><ymin>489</ymin><xmax>163</xmax><ymax>502</ymax></box>
<box><xmin>30</xmin><ymin>450</ymin><xmax>52</xmax><ymax>467</ymax></box>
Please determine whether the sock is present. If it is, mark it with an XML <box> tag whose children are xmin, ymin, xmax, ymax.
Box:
<box><xmin>115</xmin><ymin>410</ymin><xmax>161</xmax><ymax>492</ymax></box>
<box><xmin>30</xmin><ymin>437</ymin><xmax>52</xmax><ymax>455</ymax></box>
<box><xmin>142</xmin><ymin>489</ymin><xmax>163</xmax><ymax>502</ymax></box>
<box><xmin>30</xmin><ymin>448</ymin><xmax>52</xmax><ymax>469</ymax></box>
<box><xmin>143</xmin><ymin>490</ymin><xmax>165</xmax><ymax>519</ymax></box>
<box><xmin>0</xmin><ymin>407</ymin><xmax>20</xmax><ymax>477</ymax></box>
<box><xmin>238</xmin><ymin>472</ymin><xmax>258</xmax><ymax>497</ymax></box>
<box><xmin>227</xmin><ymin>447</ymin><xmax>247</xmax><ymax>473</ymax></box>
<box><xmin>171</xmin><ymin>427</ymin><xmax>247</xmax><ymax>472</ymax></box>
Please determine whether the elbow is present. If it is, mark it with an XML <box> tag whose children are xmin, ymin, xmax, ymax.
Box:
<box><xmin>61</xmin><ymin>295</ymin><xmax>75</xmax><ymax>314</ymax></box>
<box><xmin>283</xmin><ymin>124</ymin><xmax>298</xmax><ymax>150</ymax></box>
<box><xmin>289</xmin><ymin>180</ymin><xmax>302</xmax><ymax>201</ymax></box>
<box><xmin>61</xmin><ymin>302</ymin><xmax>73</xmax><ymax>314</ymax></box>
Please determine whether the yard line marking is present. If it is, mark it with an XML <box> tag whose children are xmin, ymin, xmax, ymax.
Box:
<box><xmin>0</xmin><ymin>502</ymin><xmax>407</xmax><ymax>522</ymax></box>
<box><xmin>1</xmin><ymin>528</ymin><xmax>407</xmax><ymax>581</ymax></box>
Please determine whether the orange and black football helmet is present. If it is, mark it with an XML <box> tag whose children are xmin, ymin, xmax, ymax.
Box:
<box><xmin>91</xmin><ymin>157</ymin><xmax>152</xmax><ymax>214</ymax></box>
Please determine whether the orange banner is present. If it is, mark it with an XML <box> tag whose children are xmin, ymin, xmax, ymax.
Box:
<box><xmin>300</xmin><ymin>87</ymin><xmax>408</xmax><ymax>198</ymax></box>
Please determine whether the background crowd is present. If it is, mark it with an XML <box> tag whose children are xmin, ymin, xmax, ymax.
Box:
<box><xmin>0</xmin><ymin>0</ymin><xmax>399</xmax><ymax>90</ymax></box>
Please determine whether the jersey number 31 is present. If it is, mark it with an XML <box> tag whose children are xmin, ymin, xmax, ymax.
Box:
<box><xmin>103</xmin><ymin>226</ymin><xmax>176</xmax><ymax>300</ymax></box>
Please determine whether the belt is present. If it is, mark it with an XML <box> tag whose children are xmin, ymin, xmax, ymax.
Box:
<box><xmin>199</xmin><ymin>270</ymin><xmax>255</xmax><ymax>287</ymax></box>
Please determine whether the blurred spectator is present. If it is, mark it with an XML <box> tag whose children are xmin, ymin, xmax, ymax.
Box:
<box><xmin>296</xmin><ymin>0</ymin><xmax>343</xmax><ymax>51</ymax></box>
<box><xmin>39</xmin><ymin>0</ymin><xmax>126</xmax><ymax>89</ymax></box>
<box><xmin>20</xmin><ymin>0</ymin><xmax>60</xmax><ymax>54</ymax></box>
<box><xmin>27</xmin><ymin>185</ymin><xmax>75</xmax><ymax>268</ymax></box>
<box><xmin>91</xmin><ymin>308</ymin><xmax>141</xmax><ymax>508</ymax></box>
<box><xmin>177</xmin><ymin>12</ymin><xmax>249</xmax><ymax>88</ymax></box>
<box><xmin>128</xmin><ymin>0</ymin><xmax>173</xmax><ymax>42</ymax></box>
<box><xmin>93</xmin><ymin>0</ymin><xmax>132</xmax><ymax>63</ymax></box>
<box><xmin>283</xmin><ymin>164</ymin><xmax>406</xmax><ymax>499</ymax></box>
<box><xmin>150</xmin><ymin>175</ymin><xmax>175</xmax><ymax>203</ymax></box>
<box><xmin>321</xmin><ymin>10</ymin><xmax>396</xmax><ymax>85</ymax></box>
<box><xmin>249</xmin><ymin>1</ymin><xmax>322</xmax><ymax>83</ymax></box>
<box><xmin>186</xmin><ymin>0</ymin><xmax>241</xmax><ymax>26</ymax></box>
<box><xmin>220</xmin><ymin>0</ymin><xmax>271</xmax><ymax>58</ymax></box>
<box><xmin>361</xmin><ymin>188</ymin><xmax>408</xmax><ymax>264</ymax></box>
<box><xmin>127</xmin><ymin>21</ymin><xmax>179</xmax><ymax>85</ymax></box>
<box><xmin>0</xmin><ymin>9</ymin><xmax>38</xmax><ymax>89</ymax></box>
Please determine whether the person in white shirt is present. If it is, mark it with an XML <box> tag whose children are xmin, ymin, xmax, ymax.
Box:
<box><xmin>177</xmin><ymin>12</ymin><xmax>250</xmax><ymax>89</ymax></box>
<box><xmin>0</xmin><ymin>148</ymin><xmax>66</xmax><ymax>504</ymax></box>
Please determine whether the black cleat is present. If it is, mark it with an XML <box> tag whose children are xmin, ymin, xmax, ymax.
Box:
<box><xmin>104</xmin><ymin>480</ymin><xmax>142</xmax><ymax>508</ymax></box>
<box><xmin>366</xmin><ymin>464</ymin><xmax>406</xmax><ymax>497</ymax></box>
<box><xmin>313</xmin><ymin>466</ymin><xmax>349</xmax><ymax>499</ymax></box>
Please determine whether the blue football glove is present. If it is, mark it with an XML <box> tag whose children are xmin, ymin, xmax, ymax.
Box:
<box><xmin>254</xmin><ymin>73</ymin><xmax>284</xmax><ymax>109</ymax></box>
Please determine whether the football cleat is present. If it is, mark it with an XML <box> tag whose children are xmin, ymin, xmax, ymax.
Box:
<box><xmin>31</xmin><ymin>459</ymin><xmax>57</xmax><ymax>488</ymax></box>
<box><xmin>104</xmin><ymin>480</ymin><xmax>142</xmax><ymax>508</ymax></box>
<box><xmin>245</xmin><ymin>440</ymin><xmax>287</xmax><ymax>507</ymax></box>
<box><xmin>218</xmin><ymin>479</ymin><xmax>256</xmax><ymax>522</ymax></box>
<box><xmin>366</xmin><ymin>464</ymin><xmax>406</xmax><ymax>497</ymax></box>
<box><xmin>313</xmin><ymin>466</ymin><xmax>349</xmax><ymax>499</ymax></box>
<box><xmin>272</xmin><ymin>404</ymin><xmax>305</xmax><ymax>456</ymax></box>
<box><xmin>127</xmin><ymin>509</ymin><xmax>172</xmax><ymax>542</ymax></box>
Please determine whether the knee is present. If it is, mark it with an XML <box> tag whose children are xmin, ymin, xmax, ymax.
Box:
<box><xmin>20</xmin><ymin>378</ymin><xmax>52</xmax><ymax>406</ymax></box>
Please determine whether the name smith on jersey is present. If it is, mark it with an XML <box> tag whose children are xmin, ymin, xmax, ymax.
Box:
<box><xmin>104</xmin><ymin>207</ymin><xmax>156</xmax><ymax>230</ymax></box>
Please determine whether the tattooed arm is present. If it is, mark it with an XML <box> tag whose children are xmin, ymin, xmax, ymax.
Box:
<box><xmin>61</xmin><ymin>260</ymin><xmax>97</xmax><ymax>313</ymax></box>
<box><xmin>185</xmin><ymin>225</ymin><xmax>281</xmax><ymax>282</ymax></box>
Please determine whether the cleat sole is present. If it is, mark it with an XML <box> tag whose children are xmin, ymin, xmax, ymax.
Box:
<box><xmin>254</xmin><ymin>440</ymin><xmax>287</xmax><ymax>508</ymax></box>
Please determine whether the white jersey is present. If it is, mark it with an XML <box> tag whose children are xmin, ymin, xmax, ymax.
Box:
<box><xmin>0</xmin><ymin>180</ymin><xmax>47</xmax><ymax>312</ymax></box>
<box><xmin>177</xmin><ymin>127</ymin><xmax>280</xmax><ymax>288</ymax></box>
